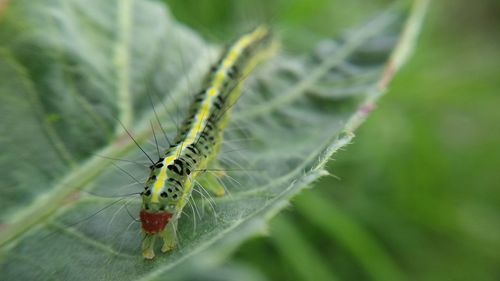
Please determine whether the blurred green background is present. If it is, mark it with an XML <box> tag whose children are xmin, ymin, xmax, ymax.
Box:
<box><xmin>175</xmin><ymin>0</ymin><xmax>500</xmax><ymax>280</ymax></box>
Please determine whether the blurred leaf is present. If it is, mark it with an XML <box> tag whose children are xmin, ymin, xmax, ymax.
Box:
<box><xmin>270</xmin><ymin>215</ymin><xmax>339</xmax><ymax>281</ymax></box>
<box><xmin>0</xmin><ymin>0</ymin><xmax>426</xmax><ymax>280</ymax></box>
<box><xmin>295</xmin><ymin>190</ymin><xmax>404</xmax><ymax>281</ymax></box>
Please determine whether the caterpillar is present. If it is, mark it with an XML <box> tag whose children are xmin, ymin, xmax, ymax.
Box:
<box><xmin>139</xmin><ymin>26</ymin><xmax>277</xmax><ymax>259</ymax></box>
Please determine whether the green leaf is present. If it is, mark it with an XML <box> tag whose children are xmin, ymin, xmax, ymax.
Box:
<box><xmin>0</xmin><ymin>0</ymin><xmax>427</xmax><ymax>280</ymax></box>
<box><xmin>270</xmin><ymin>214</ymin><xmax>339</xmax><ymax>281</ymax></box>
<box><xmin>295</xmin><ymin>190</ymin><xmax>405</xmax><ymax>281</ymax></box>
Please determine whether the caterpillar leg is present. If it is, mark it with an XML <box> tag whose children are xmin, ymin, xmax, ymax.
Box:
<box><xmin>142</xmin><ymin>233</ymin><xmax>157</xmax><ymax>259</ymax></box>
<box><xmin>197</xmin><ymin>172</ymin><xmax>225</xmax><ymax>197</ymax></box>
<box><xmin>161</xmin><ymin>220</ymin><xmax>178</xmax><ymax>253</ymax></box>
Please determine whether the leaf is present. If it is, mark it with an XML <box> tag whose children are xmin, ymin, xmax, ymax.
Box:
<box><xmin>0</xmin><ymin>0</ymin><xmax>428</xmax><ymax>280</ymax></box>
<box><xmin>294</xmin><ymin>190</ymin><xmax>405</xmax><ymax>281</ymax></box>
<box><xmin>269</xmin><ymin>214</ymin><xmax>339</xmax><ymax>281</ymax></box>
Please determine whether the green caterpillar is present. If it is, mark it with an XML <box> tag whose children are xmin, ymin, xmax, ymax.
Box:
<box><xmin>139</xmin><ymin>26</ymin><xmax>277</xmax><ymax>259</ymax></box>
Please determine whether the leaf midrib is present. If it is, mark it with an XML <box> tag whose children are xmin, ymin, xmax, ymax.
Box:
<box><xmin>114</xmin><ymin>0</ymin><xmax>133</xmax><ymax>132</ymax></box>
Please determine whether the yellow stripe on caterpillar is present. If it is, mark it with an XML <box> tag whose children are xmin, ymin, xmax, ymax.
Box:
<box><xmin>140</xmin><ymin>25</ymin><xmax>277</xmax><ymax>259</ymax></box>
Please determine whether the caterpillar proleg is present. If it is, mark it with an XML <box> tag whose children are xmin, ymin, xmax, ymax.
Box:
<box><xmin>140</xmin><ymin>26</ymin><xmax>277</xmax><ymax>259</ymax></box>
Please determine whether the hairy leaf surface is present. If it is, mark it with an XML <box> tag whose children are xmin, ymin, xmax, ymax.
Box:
<box><xmin>0</xmin><ymin>0</ymin><xmax>427</xmax><ymax>280</ymax></box>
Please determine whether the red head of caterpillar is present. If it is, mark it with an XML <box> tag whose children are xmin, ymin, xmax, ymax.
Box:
<box><xmin>139</xmin><ymin>25</ymin><xmax>277</xmax><ymax>259</ymax></box>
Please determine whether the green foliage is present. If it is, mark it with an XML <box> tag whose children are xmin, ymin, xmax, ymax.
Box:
<box><xmin>0</xmin><ymin>0</ymin><xmax>425</xmax><ymax>280</ymax></box>
<box><xmin>234</xmin><ymin>1</ymin><xmax>500</xmax><ymax>281</ymax></box>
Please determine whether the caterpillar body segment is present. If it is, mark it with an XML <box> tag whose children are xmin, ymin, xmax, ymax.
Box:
<box><xmin>140</xmin><ymin>26</ymin><xmax>277</xmax><ymax>259</ymax></box>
